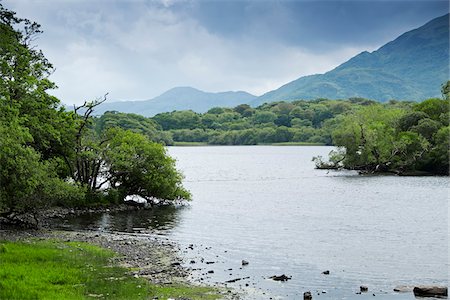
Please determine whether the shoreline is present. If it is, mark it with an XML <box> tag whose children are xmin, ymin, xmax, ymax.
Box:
<box><xmin>0</xmin><ymin>228</ymin><xmax>234</xmax><ymax>299</ymax></box>
<box><xmin>0</xmin><ymin>203</ymin><xmax>165</xmax><ymax>229</ymax></box>
<box><xmin>1</xmin><ymin>224</ymin><xmax>446</xmax><ymax>299</ymax></box>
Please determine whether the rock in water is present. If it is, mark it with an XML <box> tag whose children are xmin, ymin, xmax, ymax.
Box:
<box><xmin>393</xmin><ymin>285</ymin><xmax>413</xmax><ymax>293</ymax></box>
<box><xmin>269</xmin><ymin>274</ymin><xmax>291</xmax><ymax>281</ymax></box>
<box><xmin>413</xmin><ymin>286</ymin><xmax>447</xmax><ymax>297</ymax></box>
<box><xmin>304</xmin><ymin>291</ymin><xmax>312</xmax><ymax>300</ymax></box>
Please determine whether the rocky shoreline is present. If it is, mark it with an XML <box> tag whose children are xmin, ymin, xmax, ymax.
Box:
<box><xmin>0</xmin><ymin>203</ymin><xmax>155</xmax><ymax>228</ymax></box>
<box><xmin>1</xmin><ymin>207</ymin><xmax>447</xmax><ymax>300</ymax></box>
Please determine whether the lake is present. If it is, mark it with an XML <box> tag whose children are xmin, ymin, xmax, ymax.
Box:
<box><xmin>56</xmin><ymin>146</ymin><xmax>449</xmax><ymax>299</ymax></box>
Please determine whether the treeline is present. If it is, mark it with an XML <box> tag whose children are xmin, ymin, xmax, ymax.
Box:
<box><xmin>0</xmin><ymin>5</ymin><xmax>189</xmax><ymax>225</ymax></box>
<box><xmin>98</xmin><ymin>98</ymin><xmax>380</xmax><ymax>146</ymax></box>
<box><xmin>153</xmin><ymin>99</ymin><xmax>373</xmax><ymax>145</ymax></box>
<box><xmin>96</xmin><ymin>85</ymin><xmax>449</xmax><ymax>175</ymax></box>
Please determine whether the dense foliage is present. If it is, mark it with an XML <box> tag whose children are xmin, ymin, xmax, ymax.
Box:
<box><xmin>315</xmin><ymin>86</ymin><xmax>449</xmax><ymax>175</ymax></box>
<box><xmin>149</xmin><ymin>98</ymin><xmax>378</xmax><ymax>145</ymax></box>
<box><xmin>95</xmin><ymin>111</ymin><xmax>173</xmax><ymax>145</ymax></box>
<box><xmin>0</xmin><ymin>5</ymin><xmax>189</xmax><ymax>224</ymax></box>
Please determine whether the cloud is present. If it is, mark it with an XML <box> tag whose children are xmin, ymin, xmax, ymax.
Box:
<box><xmin>2</xmin><ymin>0</ymin><xmax>447</xmax><ymax>105</ymax></box>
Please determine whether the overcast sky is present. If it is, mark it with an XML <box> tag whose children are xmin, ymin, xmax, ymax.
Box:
<box><xmin>3</xmin><ymin>0</ymin><xmax>448</xmax><ymax>105</ymax></box>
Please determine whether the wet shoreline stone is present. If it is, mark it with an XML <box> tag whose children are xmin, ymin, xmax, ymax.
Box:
<box><xmin>413</xmin><ymin>286</ymin><xmax>448</xmax><ymax>297</ymax></box>
<box><xmin>0</xmin><ymin>204</ymin><xmax>148</xmax><ymax>229</ymax></box>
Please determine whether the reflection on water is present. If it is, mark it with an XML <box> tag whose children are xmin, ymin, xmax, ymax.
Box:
<box><xmin>53</xmin><ymin>205</ymin><xmax>184</xmax><ymax>234</ymax></box>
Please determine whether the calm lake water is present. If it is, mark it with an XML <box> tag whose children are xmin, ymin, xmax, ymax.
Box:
<box><xmin>57</xmin><ymin>146</ymin><xmax>449</xmax><ymax>299</ymax></box>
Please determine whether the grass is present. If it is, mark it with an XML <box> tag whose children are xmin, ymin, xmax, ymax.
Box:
<box><xmin>0</xmin><ymin>240</ymin><xmax>220</xmax><ymax>300</ymax></box>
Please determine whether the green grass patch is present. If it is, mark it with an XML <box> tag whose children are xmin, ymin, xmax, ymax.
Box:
<box><xmin>0</xmin><ymin>240</ymin><xmax>219</xmax><ymax>300</ymax></box>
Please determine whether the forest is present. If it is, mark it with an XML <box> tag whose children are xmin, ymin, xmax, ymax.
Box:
<box><xmin>97</xmin><ymin>89</ymin><xmax>449</xmax><ymax>175</ymax></box>
<box><xmin>100</xmin><ymin>98</ymin><xmax>378</xmax><ymax>146</ymax></box>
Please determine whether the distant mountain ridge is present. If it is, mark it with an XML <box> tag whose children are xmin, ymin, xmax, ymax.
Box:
<box><xmin>252</xmin><ymin>13</ymin><xmax>449</xmax><ymax>105</ymax></box>
<box><xmin>89</xmin><ymin>14</ymin><xmax>448</xmax><ymax>116</ymax></box>
<box><xmin>91</xmin><ymin>87</ymin><xmax>256</xmax><ymax>117</ymax></box>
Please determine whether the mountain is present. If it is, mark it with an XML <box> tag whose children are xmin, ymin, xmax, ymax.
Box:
<box><xmin>253</xmin><ymin>14</ymin><xmax>449</xmax><ymax>105</ymax></box>
<box><xmin>90</xmin><ymin>87</ymin><xmax>257</xmax><ymax>117</ymax></box>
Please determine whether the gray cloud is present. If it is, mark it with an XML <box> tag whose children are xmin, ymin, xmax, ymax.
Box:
<box><xmin>3</xmin><ymin>0</ymin><xmax>448</xmax><ymax>105</ymax></box>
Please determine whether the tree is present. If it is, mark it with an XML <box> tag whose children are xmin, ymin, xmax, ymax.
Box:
<box><xmin>206</xmin><ymin>107</ymin><xmax>225</xmax><ymax>114</ymax></box>
<box><xmin>311</xmin><ymin>104</ymin><xmax>333</xmax><ymax>127</ymax></box>
<box><xmin>271</xmin><ymin>102</ymin><xmax>295</xmax><ymax>115</ymax></box>
<box><xmin>274</xmin><ymin>114</ymin><xmax>291</xmax><ymax>127</ymax></box>
<box><xmin>397</xmin><ymin>111</ymin><xmax>429</xmax><ymax>131</ymax></box>
<box><xmin>0</xmin><ymin>4</ymin><xmax>85</xmax><ymax>221</ymax></box>
<box><xmin>153</xmin><ymin>110</ymin><xmax>201</xmax><ymax>130</ymax></box>
<box><xmin>105</xmin><ymin>129</ymin><xmax>191</xmax><ymax>203</ymax></box>
<box><xmin>290</xmin><ymin>118</ymin><xmax>312</xmax><ymax>128</ymax></box>
<box><xmin>410</xmin><ymin>118</ymin><xmax>441</xmax><ymax>140</ymax></box>
<box><xmin>327</xmin><ymin>103</ymin><xmax>446</xmax><ymax>174</ymax></box>
<box><xmin>234</xmin><ymin>104</ymin><xmax>254</xmax><ymax>116</ymax></box>
<box><xmin>201</xmin><ymin>113</ymin><xmax>218</xmax><ymax>128</ymax></box>
<box><xmin>0</xmin><ymin>121</ymin><xmax>50</xmax><ymax>216</ymax></box>
<box><xmin>390</xmin><ymin>131</ymin><xmax>429</xmax><ymax>171</ymax></box>
<box><xmin>289</xmin><ymin>107</ymin><xmax>313</xmax><ymax>121</ymax></box>
<box><xmin>413</xmin><ymin>98</ymin><xmax>449</xmax><ymax>123</ymax></box>
<box><xmin>70</xmin><ymin>100</ymin><xmax>191</xmax><ymax>203</ymax></box>
<box><xmin>0</xmin><ymin>3</ymin><xmax>79</xmax><ymax>176</ymax></box>
<box><xmin>0</xmin><ymin>120</ymin><xmax>83</xmax><ymax>223</ymax></box>
<box><xmin>332</xmin><ymin>105</ymin><xmax>409</xmax><ymax>171</ymax></box>
<box><xmin>0</xmin><ymin>4</ymin><xmax>53</xmax><ymax>105</ymax></box>
<box><xmin>235</xmin><ymin>129</ymin><xmax>257</xmax><ymax>145</ymax></box>
<box><xmin>428</xmin><ymin>126</ymin><xmax>450</xmax><ymax>174</ymax></box>
<box><xmin>252</xmin><ymin>111</ymin><xmax>277</xmax><ymax>124</ymax></box>
<box><xmin>216</xmin><ymin>111</ymin><xmax>240</xmax><ymax>123</ymax></box>
<box><xmin>95</xmin><ymin>111</ymin><xmax>173</xmax><ymax>145</ymax></box>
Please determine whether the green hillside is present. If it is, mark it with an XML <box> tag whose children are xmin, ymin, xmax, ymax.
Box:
<box><xmin>253</xmin><ymin>14</ymin><xmax>449</xmax><ymax>105</ymax></box>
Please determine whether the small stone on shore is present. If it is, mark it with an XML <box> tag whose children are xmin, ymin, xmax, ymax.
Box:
<box><xmin>269</xmin><ymin>274</ymin><xmax>291</xmax><ymax>281</ymax></box>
